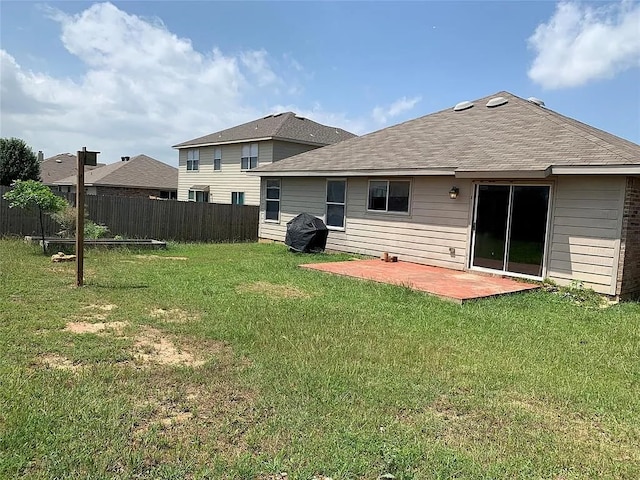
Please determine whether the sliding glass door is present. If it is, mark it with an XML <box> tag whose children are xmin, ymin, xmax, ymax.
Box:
<box><xmin>471</xmin><ymin>184</ymin><xmax>550</xmax><ymax>278</ymax></box>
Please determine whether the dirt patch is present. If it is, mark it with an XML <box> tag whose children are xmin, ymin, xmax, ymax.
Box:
<box><xmin>134</xmin><ymin>255</ymin><xmax>188</xmax><ymax>261</ymax></box>
<box><xmin>132</xmin><ymin>327</ymin><xmax>205</xmax><ymax>368</ymax></box>
<box><xmin>236</xmin><ymin>281</ymin><xmax>311</xmax><ymax>299</ymax></box>
<box><xmin>39</xmin><ymin>354</ymin><xmax>83</xmax><ymax>372</ymax></box>
<box><xmin>64</xmin><ymin>321</ymin><xmax>128</xmax><ymax>335</ymax></box>
<box><xmin>150</xmin><ymin>308</ymin><xmax>199</xmax><ymax>324</ymax></box>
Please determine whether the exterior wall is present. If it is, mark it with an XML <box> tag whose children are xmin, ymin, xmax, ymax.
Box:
<box><xmin>272</xmin><ymin>140</ymin><xmax>319</xmax><ymax>162</ymax></box>
<box><xmin>259</xmin><ymin>174</ymin><xmax>630</xmax><ymax>296</ymax></box>
<box><xmin>546</xmin><ymin>175</ymin><xmax>626</xmax><ymax>295</ymax></box>
<box><xmin>616</xmin><ymin>176</ymin><xmax>640</xmax><ymax>299</ymax></box>
<box><xmin>177</xmin><ymin>141</ymin><xmax>274</xmax><ymax>205</ymax></box>
<box><xmin>259</xmin><ymin>176</ymin><xmax>473</xmax><ymax>270</ymax></box>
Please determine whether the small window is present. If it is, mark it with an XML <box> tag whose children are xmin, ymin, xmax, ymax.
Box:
<box><xmin>187</xmin><ymin>149</ymin><xmax>199</xmax><ymax>171</ymax></box>
<box><xmin>214</xmin><ymin>147</ymin><xmax>221</xmax><ymax>171</ymax></box>
<box><xmin>326</xmin><ymin>179</ymin><xmax>346</xmax><ymax>229</ymax></box>
<box><xmin>368</xmin><ymin>180</ymin><xmax>410</xmax><ymax>213</ymax></box>
<box><xmin>232</xmin><ymin>192</ymin><xmax>244</xmax><ymax>205</ymax></box>
<box><xmin>265</xmin><ymin>179</ymin><xmax>280</xmax><ymax>221</ymax></box>
<box><xmin>188</xmin><ymin>190</ymin><xmax>209</xmax><ymax>202</ymax></box>
<box><xmin>241</xmin><ymin>143</ymin><xmax>258</xmax><ymax>170</ymax></box>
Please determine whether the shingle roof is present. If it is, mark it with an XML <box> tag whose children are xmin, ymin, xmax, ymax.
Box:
<box><xmin>54</xmin><ymin>154</ymin><xmax>178</xmax><ymax>190</ymax></box>
<box><xmin>40</xmin><ymin>153</ymin><xmax>105</xmax><ymax>185</ymax></box>
<box><xmin>172</xmin><ymin>112</ymin><xmax>356</xmax><ymax>148</ymax></box>
<box><xmin>253</xmin><ymin>91</ymin><xmax>640</xmax><ymax>176</ymax></box>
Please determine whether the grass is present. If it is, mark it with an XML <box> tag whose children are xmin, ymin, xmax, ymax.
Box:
<box><xmin>0</xmin><ymin>239</ymin><xmax>639</xmax><ymax>479</ymax></box>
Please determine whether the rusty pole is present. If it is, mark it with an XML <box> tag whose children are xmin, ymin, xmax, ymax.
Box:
<box><xmin>75</xmin><ymin>147</ymin><xmax>86</xmax><ymax>287</ymax></box>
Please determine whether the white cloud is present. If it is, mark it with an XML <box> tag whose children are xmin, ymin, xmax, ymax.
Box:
<box><xmin>0</xmin><ymin>2</ymin><xmax>303</xmax><ymax>165</ymax></box>
<box><xmin>240</xmin><ymin>50</ymin><xmax>280</xmax><ymax>87</ymax></box>
<box><xmin>528</xmin><ymin>0</ymin><xmax>640</xmax><ymax>89</ymax></box>
<box><xmin>372</xmin><ymin>96</ymin><xmax>422</xmax><ymax>124</ymax></box>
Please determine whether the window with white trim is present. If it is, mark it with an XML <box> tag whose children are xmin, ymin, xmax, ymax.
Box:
<box><xmin>188</xmin><ymin>190</ymin><xmax>209</xmax><ymax>202</ymax></box>
<box><xmin>265</xmin><ymin>179</ymin><xmax>280</xmax><ymax>221</ymax></box>
<box><xmin>326</xmin><ymin>179</ymin><xmax>346</xmax><ymax>229</ymax></box>
<box><xmin>186</xmin><ymin>149</ymin><xmax>199</xmax><ymax>171</ymax></box>
<box><xmin>368</xmin><ymin>180</ymin><xmax>410</xmax><ymax>213</ymax></box>
<box><xmin>214</xmin><ymin>147</ymin><xmax>221</xmax><ymax>171</ymax></box>
<box><xmin>241</xmin><ymin>143</ymin><xmax>258</xmax><ymax>170</ymax></box>
<box><xmin>231</xmin><ymin>192</ymin><xmax>244</xmax><ymax>205</ymax></box>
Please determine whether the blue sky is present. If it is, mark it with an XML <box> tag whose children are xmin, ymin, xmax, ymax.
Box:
<box><xmin>1</xmin><ymin>1</ymin><xmax>639</xmax><ymax>166</ymax></box>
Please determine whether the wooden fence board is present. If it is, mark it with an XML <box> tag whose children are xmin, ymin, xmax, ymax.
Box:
<box><xmin>0</xmin><ymin>186</ymin><xmax>258</xmax><ymax>243</ymax></box>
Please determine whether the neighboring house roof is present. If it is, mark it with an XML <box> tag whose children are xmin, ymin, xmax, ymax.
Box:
<box><xmin>173</xmin><ymin>112</ymin><xmax>356</xmax><ymax>149</ymax></box>
<box><xmin>54</xmin><ymin>154</ymin><xmax>178</xmax><ymax>190</ymax></box>
<box><xmin>252</xmin><ymin>91</ymin><xmax>640</xmax><ymax>177</ymax></box>
<box><xmin>40</xmin><ymin>153</ymin><xmax>105</xmax><ymax>185</ymax></box>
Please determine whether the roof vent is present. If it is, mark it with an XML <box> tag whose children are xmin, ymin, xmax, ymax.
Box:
<box><xmin>486</xmin><ymin>97</ymin><xmax>508</xmax><ymax>108</ymax></box>
<box><xmin>121</xmin><ymin>156</ymin><xmax>130</xmax><ymax>162</ymax></box>
<box><xmin>295</xmin><ymin>115</ymin><xmax>306</xmax><ymax>120</ymax></box>
<box><xmin>453</xmin><ymin>101</ymin><xmax>474</xmax><ymax>112</ymax></box>
<box><xmin>527</xmin><ymin>97</ymin><xmax>545</xmax><ymax>107</ymax></box>
<box><xmin>55</xmin><ymin>159</ymin><xmax>62</xmax><ymax>163</ymax></box>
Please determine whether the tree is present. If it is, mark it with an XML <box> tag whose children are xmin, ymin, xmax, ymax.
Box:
<box><xmin>0</xmin><ymin>137</ymin><xmax>40</xmax><ymax>186</ymax></box>
<box><xmin>3</xmin><ymin>180</ymin><xmax>68</xmax><ymax>254</ymax></box>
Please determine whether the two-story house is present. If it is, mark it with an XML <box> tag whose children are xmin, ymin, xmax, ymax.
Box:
<box><xmin>172</xmin><ymin>112</ymin><xmax>355</xmax><ymax>205</ymax></box>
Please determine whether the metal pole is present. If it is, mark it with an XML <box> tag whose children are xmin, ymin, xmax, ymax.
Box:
<box><xmin>75</xmin><ymin>147</ymin><xmax>86</xmax><ymax>287</ymax></box>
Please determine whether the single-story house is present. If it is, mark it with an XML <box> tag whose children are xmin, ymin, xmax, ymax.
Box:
<box><xmin>172</xmin><ymin>112</ymin><xmax>355</xmax><ymax>205</ymax></box>
<box><xmin>54</xmin><ymin>154</ymin><xmax>178</xmax><ymax>199</ymax></box>
<box><xmin>40</xmin><ymin>153</ymin><xmax>106</xmax><ymax>192</ymax></box>
<box><xmin>251</xmin><ymin>91</ymin><xmax>640</xmax><ymax>299</ymax></box>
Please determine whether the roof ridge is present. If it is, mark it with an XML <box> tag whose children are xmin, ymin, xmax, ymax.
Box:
<box><xmin>272</xmin><ymin>112</ymin><xmax>297</xmax><ymax>138</ymax></box>
<box><xmin>517</xmin><ymin>98</ymin><xmax>637</xmax><ymax>161</ymax></box>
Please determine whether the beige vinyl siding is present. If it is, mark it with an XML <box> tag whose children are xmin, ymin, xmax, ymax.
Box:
<box><xmin>546</xmin><ymin>176</ymin><xmax>625</xmax><ymax>294</ymax></box>
<box><xmin>259</xmin><ymin>176</ymin><xmax>472</xmax><ymax>270</ymax></box>
<box><xmin>272</xmin><ymin>140</ymin><xmax>319</xmax><ymax>162</ymax></box>
<box><xmin>177</xmin><ymin>142</ymin><xmax>273</xmax><ymax>204</ymax></box>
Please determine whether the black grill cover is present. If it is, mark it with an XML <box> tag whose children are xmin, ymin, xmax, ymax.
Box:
<box><xmin>285</xmin><ymin>213</ymin><xmax>329</xmax><ymax>253</ymax></box>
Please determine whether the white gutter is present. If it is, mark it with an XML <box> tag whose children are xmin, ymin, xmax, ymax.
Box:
<box><xmin>551</xmin><ymin>165</ymin><xmax>640</xmax><ymax>175</ymax></box>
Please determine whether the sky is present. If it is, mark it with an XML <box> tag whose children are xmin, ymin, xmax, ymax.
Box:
<box><xmin>1</xmin><ymin>0</ymin><xmax>639</xmax><ymax>167</ymax></box>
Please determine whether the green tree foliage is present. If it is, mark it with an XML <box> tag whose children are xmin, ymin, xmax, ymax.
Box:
<box><xmin>0</xmin><ymin>137</ymin><xmax>41</xmax><ymax>186</ymax></box>
<box><xmin>3</xmin><ymin>180</ymin><xmax>68</xmax><ymax>253</ymax></box>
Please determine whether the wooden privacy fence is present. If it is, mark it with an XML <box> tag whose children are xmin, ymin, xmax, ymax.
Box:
<box><xmin>0</xmin><ymin>186</ymin><xmax>259</xmax><ymax>242</ymax></box>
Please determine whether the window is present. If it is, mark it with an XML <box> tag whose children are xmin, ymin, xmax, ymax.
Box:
<box><xmin>188</xmin><ymin>190</ymin><xmax>209</xmax><ymax>202</ymax></box>
<box><xmin>265</xmin><ymin>179</ymin><xmax>280</xmax><ymax>221</ymax></box>
<box><xmin>368</xmin><ymin>180</ymin><xmax>410</xmax><ymax>213</ymax></box>
<box><xmin>241</xmin><ymin>143</ymin><xmax>258</xmax><ymax>170</ymax></box>
<box><xmin>214</xmin><ymin>147</ymin><xmax>221</xmax><ymax>171</ymax></box>
<box><xmin>187</xmin><ymin>149</ymin><xmax>199</xmax><ymax>171</ymax></box>
<box><xmin>232</xmin><ymin>192</ymin><xmax>245</xmax><ymax>205</ymax></box>
<box><xmin>326</xmin><ymin>179</ymin><xmax>346</xmax><ymax>229</ymax></box>
<box><xmin>159</xmin><ymin>190</ymin><xmax>177</xmax><ymax>200</ymax></box>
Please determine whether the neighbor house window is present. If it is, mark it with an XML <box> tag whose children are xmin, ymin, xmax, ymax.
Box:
<box><xmin>265</xmin><ymin>179</ymin><xmax>280</xmax><ymax>221</ymax></box>
<box><xmin>326</xmin><ymin>179</ymin><xmax>346</xmax><ymax>229</ymax></box>
<box><xmin>187</xmin><ymin>149</ymin><xmax>199</xmax><ymax>171</ymax></box>
<box><xmin>241</xmin><ymin>143</ymin><xmax>258</xmax><ymax>170</ymax></box>
<box><xmin>214</xmin><ymin>147</ymin><xmax>221</xmax><ymax>171</ymax></box>
<box><xmin>368</xmin><ymin>180</ymin><xmax>410</xmax><ymax>213</ymax></box>
<box><xmin>232</xmin><ymin>192</ymin><xmax>245</xmax><ymax>205</ymax></box>
<box><xmin>188</xmin><ymin>190</ymin><xmax>209</xmax><ymax>202</ymax></box>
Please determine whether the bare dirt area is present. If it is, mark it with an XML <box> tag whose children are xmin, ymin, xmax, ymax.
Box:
<box><xmin>132</xmin><ymin>327</ymin><xmax>206</xmax><ymax>368</ymax></box>
<box><xmin>64</xmin><ymin>321</ymin><xmax>128</xmax><ymax>335</ymax></box>
<box><xmin>237</xmin><ymin>281</ymin><xmax>311</xmax><ymax>299</ymax></box>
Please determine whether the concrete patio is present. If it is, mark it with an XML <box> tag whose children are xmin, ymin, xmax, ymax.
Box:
<box><xmin>301</xmin><ymin>259</ymin><xmax>539</xmax><ymax>303</ymax></box>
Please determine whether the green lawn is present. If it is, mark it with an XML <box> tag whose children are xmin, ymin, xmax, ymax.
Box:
<box><xmin>0</xmin><ymin>239</ymin><xmax>638</xmax><ymax>479</ymax></box>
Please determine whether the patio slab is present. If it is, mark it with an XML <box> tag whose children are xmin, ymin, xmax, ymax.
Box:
<box><xmin>301</xmin><ymin>259</ymin><xmax>539</xmax><ymax>303</ymax></box>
